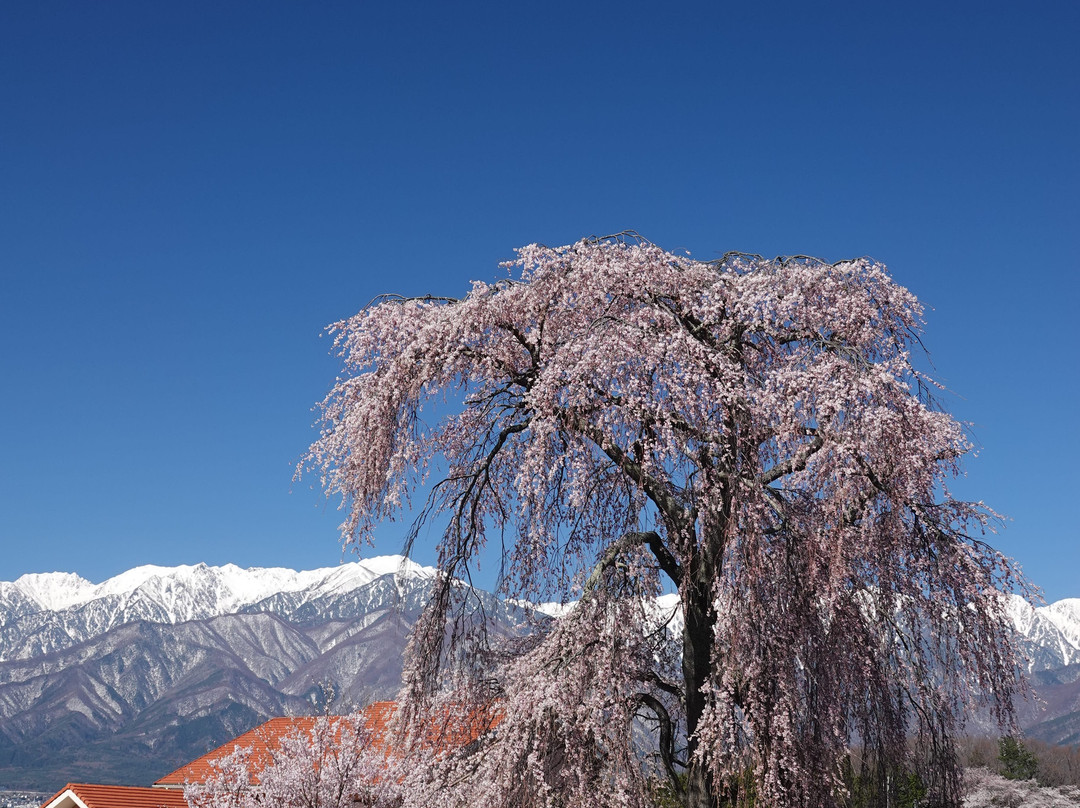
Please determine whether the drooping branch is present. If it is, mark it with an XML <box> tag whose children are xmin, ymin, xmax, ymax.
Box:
<box><xmin>635</xmin><ymin>692</ymin><xmax>684</xmax><ymax>790</ymax></box>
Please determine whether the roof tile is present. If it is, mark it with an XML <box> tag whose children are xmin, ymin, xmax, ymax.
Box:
<box><xmin>42</xmin><ymin>783</ymin><xmax>189</xmax><ymax>808</ymax></box>
<box><xmin>155</xmin><ymin>703</ymin><xmax>399</xmax><ymax>787</ymax></box>
<box><xmin>154</xmin><ymin>699</ymin><xmax>498</xmax><ymax>788</ymax></box>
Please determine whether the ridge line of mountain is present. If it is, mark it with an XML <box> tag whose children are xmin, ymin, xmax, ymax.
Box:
<box><xmin>2</xmin><ymin>555</ymin><xmax>437</xmax><ymax>615</ymax></box>
<box><xmin>2</xmin><ymin>558</ymin><xmax>1078</xmax><ymax>670</ymax></box>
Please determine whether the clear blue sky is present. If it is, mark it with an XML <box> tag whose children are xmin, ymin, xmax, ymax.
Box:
<box><xmin>1</xmin><ymin>2</ymin><xmax>1077</xmax><ymax>601</ymax></box>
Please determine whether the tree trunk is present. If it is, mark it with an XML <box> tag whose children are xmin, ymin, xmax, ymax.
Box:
<box><xmin>683</xmin><ymin>574</ymin><xmax>717</xmax><ymax>808</ymax></box>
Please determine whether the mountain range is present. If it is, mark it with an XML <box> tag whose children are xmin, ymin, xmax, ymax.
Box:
<box><xmin>0</xmin><ymin>557</ymin><xmax>512</xmax><ymax>791</ymax></box>
<box><xmin>0</xmin><ymin>558</ymin><xmax>1077</xmax><ymax>792</ymax></box>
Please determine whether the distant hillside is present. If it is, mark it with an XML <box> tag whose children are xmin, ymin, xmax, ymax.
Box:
<box><xmin>0</xmin><ymin>557</ymin><xmax>533</xmax><ymax>791</ymax></box>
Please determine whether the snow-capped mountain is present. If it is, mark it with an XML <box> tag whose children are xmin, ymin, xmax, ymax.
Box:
<box><xmin>0</xmin><ymin>558</ymin><xmax>1077</xmax><ymax>791</ymax></box>
<box><xmin>0</xmin><ymin>556</ymin><xmax>435</xmax><ymax>662</ymax></box>
<box><xmin>0</xmin><ymin>556</ymin><xmax>501</xmax><ymax>792</ymax></box>
<box><xmin>6</xmin><ymin>556</ymin><xmax>434</xmax><ymax>614</ymax></box>
<box><xmin>1005</xmin><ymin>595</ymin><xmax>1080</xmax><ymax>670</ymax></box>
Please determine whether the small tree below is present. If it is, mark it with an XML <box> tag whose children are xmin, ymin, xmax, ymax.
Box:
<box><xmin>183</xmin><ymin>714</ymin><xmax>393</xmax><ymax>808</ymax></box>
<box><xmin>999</xmin><ymin>736</ymin><xmax>1039</xmax><ymax>781</ymax></box>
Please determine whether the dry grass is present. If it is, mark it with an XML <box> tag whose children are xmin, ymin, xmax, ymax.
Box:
<box><xmin>963</xmin><ymin>767</ymin><xmax>1080</xmax><ymax>807</ymax></box>
<box><xmin>959</xmin><ymin>736</ymin><xmax>1080</xmax><ymax>789</ymax></box>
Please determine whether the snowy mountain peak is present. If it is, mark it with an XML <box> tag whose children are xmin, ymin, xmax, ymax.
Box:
<box><xmin>1003</xmin><ymin>593</ymin><xmax>1080</xmax><ymax>669</ymax></box>
<box><xmin>4</xmin><ymin>560</ymin><xmax>1077</xmax><ymax>672</ymax></box>
<box><xmin>1004</xmin><ymin>593</ymin><xmax>1037</xmax><ymax>630</ymax></box>
<box><xmin>13</xmin><ymin>571</ymin><xmax>96</xmax><ymax>611</ymax></box>
<box><xmin>4</xmin><ymin>555</ymin><xmax>435</xmax><ymax>621</ymax></box>
<box><xmin>0</xmin><ymin>554</ymin><xmax>441</xmax><ymax>663</ymax></box>
<box><xmin>1041</xmin><ymin>598</ymin><xmax>1080</xmax><ymax>654</ymax></box>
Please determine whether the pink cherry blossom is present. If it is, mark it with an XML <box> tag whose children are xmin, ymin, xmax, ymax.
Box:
<box><xmin>301</xmin><ymin>234</ymin><xmax>1032</xmax><ymax>807</ymax></box>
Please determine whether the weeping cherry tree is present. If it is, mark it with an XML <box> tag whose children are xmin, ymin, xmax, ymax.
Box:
<box><xmin>302</xmin><ymin>234</ymin><xmax>1029</xmax><ymax>808</ymax></box>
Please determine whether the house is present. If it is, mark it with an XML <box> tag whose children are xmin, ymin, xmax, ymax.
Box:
<box><xmin>39</xmin><ymin>784</ymin><xmax>189</xmax><ymax>808</ymax></box>
<box><xmin>154</xmin><ymin>702</ymin><xmax>398</xmax><ymax>789</ymax></box>
<box><xmin>152</xmin><ymin>717</ymin><xmax>324</xmax><ymax>790</ymax></box>
<box><xmin>38</xmin><ymin>700</ymin><xmax>497</xmax><ymax>808</ymax></box>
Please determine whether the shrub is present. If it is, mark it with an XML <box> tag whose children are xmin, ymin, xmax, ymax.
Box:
<box><xmin>999</xmin><ymin>736</ymin><xmax>1038</xmax><ymax>781</ymax></box>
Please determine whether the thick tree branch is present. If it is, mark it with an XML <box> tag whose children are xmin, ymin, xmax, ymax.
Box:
<box><xmin>561</xmin><ymin>409</ymin><xmax>692</xmax><ymax>535</ymax></box>
<box><xmin>758</xmin><ymin>431</ymin><xmax>825</xmax><ymax>486</ymax></box>
<box><xmin>637</xmin><ymin>670</ymin><xmax>684</xmax><ymax>701</ymax></box>
<box><xmin>649</xmin><ymin>293</ymin><xmax>717</xmax><ymax>348</ymax></box>
<box><xmin>584</xmin><ymin>530</ymin><xmax>683</xmax><ymax>590</ymax></box>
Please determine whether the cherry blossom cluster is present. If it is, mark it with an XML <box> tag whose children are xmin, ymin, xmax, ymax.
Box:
<box><xmin>185</xmin><ymin>715</ymin><xmax>400</xmax><ymax>808</ymax></box>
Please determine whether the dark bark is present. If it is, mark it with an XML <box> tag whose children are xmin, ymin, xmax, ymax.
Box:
<box><xmin>682</xmin><ymin>559</ymin><xmax>718</xmax><ymax>808</ymax></box>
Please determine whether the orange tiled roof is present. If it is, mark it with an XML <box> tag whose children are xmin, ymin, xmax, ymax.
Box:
<box><xmin>41</xmin><ymin>783</ymin><xmax>189</xmax><ymax>808</ymax></box>
<box><xmin>154</xmin><ymin>699</ymin><xmax>499</xmax><ymax>788</ymax></box>
<box><xmin>407</xmin><ymin>701</ymin><xmax>503</xmax><ymax>749</ymax></box>
<box><xmin>154</xmin><ymin>716</ymin><xmax>316</xmax><ymax>787</ymax></box>
<box><xmin>154</xmin><ymin>703</ymin><xmax>399</xmax><ymax>787</ymax></box>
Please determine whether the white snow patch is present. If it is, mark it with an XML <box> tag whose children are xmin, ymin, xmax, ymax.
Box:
<box><xmin>530</xmin><ymin>601</ymin><xmax>576</xmax><ymax>618</ymax></box>
<box><xmin>1042</xmin><ymin>598</ymin><xmax>1080</xmax><ymax>652</ymax></box>
<box><xmin>4</xmin><ymin>554</ymin><xmax>438</xmax><ymax>619</ymax></box>
<box><xmin>14</xmin><ymin>572</ymin><xmax>96</xmax><ymax>611</ymax></box>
